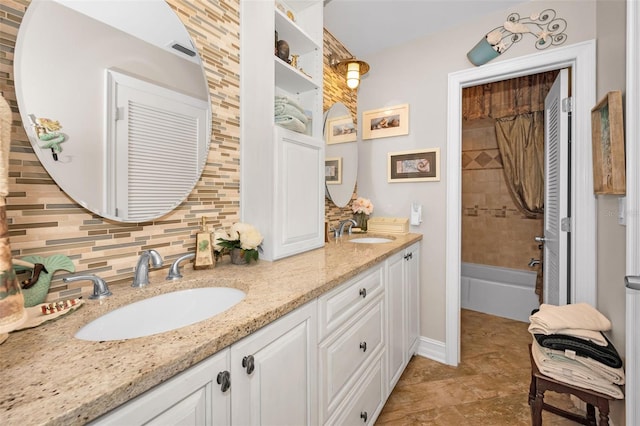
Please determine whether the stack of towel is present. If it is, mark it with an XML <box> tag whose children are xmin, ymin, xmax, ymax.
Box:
<box><xmin>275</xmin><ymin>96</ymin><xmax>308</xmax><ymax>134</ymax></box>
<box><xmin>528</xmin><ymin>303</ymin><xmax>625</xmax><ymax>399</ymax></box>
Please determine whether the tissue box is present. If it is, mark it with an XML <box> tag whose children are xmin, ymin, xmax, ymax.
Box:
<box><xmin>367</xmin><ymin>217</ymin><xmax>409</xmax><ymax>234</ymax></box>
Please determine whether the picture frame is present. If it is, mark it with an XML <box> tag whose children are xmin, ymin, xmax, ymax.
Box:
<box><xmin>325</xmin><ymin>157</ymin><xmax>342</xmax><ymax>185</ymax></box>
<box><xmin>326</xmin><ymin>115</ymin><xmax>357</xmax><ymax>144</ymax></box>
<box><xmin>362</xmin><ymin>103</ymin><xmax>409</xmax><ymax>140</ymax></box>
<box><xmin>591</xmin><ymin>91</ymin><xmax>625</xmax><ymax>194</ymax></box>
<box><xmin>388</xmin><ymin>148</ymin><xmax>440</xmax><ymax>182</ymax></box>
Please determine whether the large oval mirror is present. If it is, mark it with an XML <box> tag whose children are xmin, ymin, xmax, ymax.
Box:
<box><xmin>15</xmin><ymin>0</ymin><xmax>211</xmax><ymax>223</ymax></box>
<box><xmin>324</xmin><ymin>102</ymin><xmax>357</xmax><ymax>208</ymax></box>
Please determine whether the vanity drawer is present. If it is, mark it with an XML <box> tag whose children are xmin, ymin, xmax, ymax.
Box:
<box><xmin>325</xmin><ymin>353</ymin><xmax>385</xmax><ymax>426</ymax></box>
<box><xmin>319</xmin><ymin>295</ymin><xmax>384</xmax><ymax>419</ymax></box>
<box><xmin>318</xmin><ymin>264</ymin><xmax>384</xmax><ymax>339</ymax></box>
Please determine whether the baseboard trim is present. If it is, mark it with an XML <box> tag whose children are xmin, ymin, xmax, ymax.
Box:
<box><xmin>416</xmin><ymin>336</ymin><xmax>447</xmax><ymax>364</ymax></box>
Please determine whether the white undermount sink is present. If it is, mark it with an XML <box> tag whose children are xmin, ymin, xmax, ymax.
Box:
<box><xmin>349</xmin><ymin>237</ymin><xmax>394</xmax><ymax>244</ymax></box>
<box><xmin>75</xmin><ymin>287</ymin><xmax>246</xmax><ymax>341</ymax></box>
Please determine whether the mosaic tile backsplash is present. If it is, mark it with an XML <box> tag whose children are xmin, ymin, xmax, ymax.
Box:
<box><xmin>0</xmin><ymin>0</ymin><xmax>356</xmax><ymax>301</ymax></box>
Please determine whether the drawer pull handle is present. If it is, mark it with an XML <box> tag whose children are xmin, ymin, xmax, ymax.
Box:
<box><xmin>242</xmin><ymin>355</ymin><xmax>255</xmax><ymax>374</ymax></box>
<box><xmin>359</xmin><ymin>341</ymin><xmax>367</xmax><ymax>352</ymax></box>
<box><xmin>359</xmin><ymin>288</ymin><xmax>367</xmax><ymax>298</ymax></box>
<box><xmin>216</xmin><ymin>370</ymin><xmax>231</xmax><ymax>392</ymax></box>
<box><xmin>360</xmin><ymin>411</ymin><xmax>368</xmax><ymax>422</ymax></box>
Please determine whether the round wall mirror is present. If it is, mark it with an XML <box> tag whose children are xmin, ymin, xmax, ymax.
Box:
<box><xmin>15</xmin><ymin>0</ymin><xmax>211</xmax><ymax>223</ymax></box>
<box><xmin>324</xmin><ymin>102</ymin><xmax>358</xmax><ymax>208</ymax></box>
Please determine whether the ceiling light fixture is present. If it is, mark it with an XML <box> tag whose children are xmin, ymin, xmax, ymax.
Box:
<box><xmin>330</xmin><ymin>55</ymin><xmax>370</xmax><ymax>90</ymax></box>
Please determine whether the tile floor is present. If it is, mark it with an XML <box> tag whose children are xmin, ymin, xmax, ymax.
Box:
<box><xmin>376</xmin><ymin>309</ymin><xmax>581</xmax><ymax>425</ymax></box>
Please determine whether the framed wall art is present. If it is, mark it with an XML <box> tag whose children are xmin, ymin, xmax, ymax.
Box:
<box><xmin>325</xmin><ymin>157</ymin><xmax>342</xmax><ymax>185</ymax></box>
<box><xmin>388</xmin><ymin>148</ymin><xmax>440</xmax><ymax>182</ymax></box>
<box><xmin>362</xmin><ymin>103</ymin><xmax>409</xmax><ymax>140</ymax></box>
<box><xmin>326</xmin><ymin>115</ymin><xmax>357</xmax><ymax>144</ymax></box>
<box><xmin>591</xmin><ymin>90</ymin><xmax>625</xmax><ymax>194</ymax></box>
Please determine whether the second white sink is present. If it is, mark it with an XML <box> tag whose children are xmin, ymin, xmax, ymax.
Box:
<box><xmin>75</xmin><ymin>287</ymin><xmax>246</xmax><ymax>341</ymax></box>
<box><xmin>349</xmin><ymin>237</ymin><xmax>394</xmax><ymax>244</ymax></box>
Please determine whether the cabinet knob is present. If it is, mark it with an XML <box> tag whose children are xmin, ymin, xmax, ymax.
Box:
<box><xmin>216</xmin><ymin>370</ymin><xmax>231</xmax><ymax>392</ymax></box>
<box><xmin>359</xmin><ymin>288</ymin><xmax>367</xmax><ymax>298</ymax></box>
<box><xmin>242</xmin><ymin>355</ymin><xmax>255</xmax><ymax>374</ymax></box>
<box><xmin>404</xmin><ymin>252</ymin><xmax>413</xmax><ymax>260</ymax></box>
<box><xmin>359</xmin><ymin>341</ymin><xmax>367</xmax><ymax>352</ymax></box>
<box><xmin>360</xmin><ymin>411</ymin><xmax>368</xmax><ymax>422</ymax></box>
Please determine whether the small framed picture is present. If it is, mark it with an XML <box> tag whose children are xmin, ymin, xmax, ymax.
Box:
<box><xmin>326</xmin><ymin>115</ymin><xmax>357</xmax><ymax>144</ymax></box>
<box><xmin>325</xmin><ymin>157</ymin><xmax>342</xmax><ymax>185</ymax></box>
<box><xmin>388</xmin><ymin>148</ymin><xmax>440</xmax><ymax>182</ymax></box>
<box><xmin>591</xmin><ymin>90</ymin><xmax>625</xmax><ymax>194</ymax></box>
<box><xmin>362</xmin><ymin>103</ymin><xmax>409</xmax><ymax>140</ymax></box>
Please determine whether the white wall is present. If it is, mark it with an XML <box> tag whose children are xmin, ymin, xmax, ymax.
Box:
<box><xmin>356</xmin><ymin>0</ymin><xmax>598</xmax><ymax>342</ymax></box>
<box><xmin>595</xmin><ymin>1</ymin><xmax>627</xmax><ymax>423</ymax></box>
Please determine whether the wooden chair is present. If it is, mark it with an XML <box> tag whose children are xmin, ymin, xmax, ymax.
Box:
<box><xmin>528</xmin><ymin>344</ymin><xmax>617</xmax><ymax>426</ymax></box>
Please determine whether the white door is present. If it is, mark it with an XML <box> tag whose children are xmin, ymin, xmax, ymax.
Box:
<box><xmin>541</xmin><ymin>68</ymin><xmax>570</xmax><ymax>305</ymax></box>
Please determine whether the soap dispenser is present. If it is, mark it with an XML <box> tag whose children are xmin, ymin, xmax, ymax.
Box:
<box><xmin>194</xmin><ymin>217</ymin><xmax>215</xmax><ymax>270</ymax></box>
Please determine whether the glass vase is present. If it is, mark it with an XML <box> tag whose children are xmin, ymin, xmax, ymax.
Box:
<box><xmin>230</xmin><ymin>248</ymin><xmax>247</xmax><ymax>265</ymax></box>
<box><xmin>353</xmin><ymin>212</ymin><xmax>368</xmax><ymax>231</ymax></box>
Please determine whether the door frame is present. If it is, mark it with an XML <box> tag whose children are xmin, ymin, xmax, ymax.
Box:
<box><xmin>445</xmin><ymin>40</ymin><xmax>597</xmax><ymax>366</ymax></box>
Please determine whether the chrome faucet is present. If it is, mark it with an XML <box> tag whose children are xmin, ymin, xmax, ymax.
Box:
<box><xmin>337</xmin><ymin>219</ymin><xmax>357</xmax><ymax>237</ymax></box>
<box><xmin>132</xmin><ymin>249</ymin><xmax>163</xmax><ymax>287</ymax></box>
<box><xmin>166</xmin><ymin>253</ymin><xmax>195</xmax><ymax>280</ymax></box>
<box><xmin>63</xmin><ymin>274</ymin><xmax>112</xmax><ymax>300</ymax></box>
<box><xmin>528</xmin><ymin>258</ymin><xmax>541</xmax><ymax>268</ymax></box>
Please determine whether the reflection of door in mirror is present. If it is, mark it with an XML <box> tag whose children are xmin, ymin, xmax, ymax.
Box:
<box><xmin>14</xmin><ymin>0</ymin><xmax>211</xmax><ymax>223</ymax></box>
<box><xmin>323</xmin><ymin>102</ymin><xmax>357</xmax><ymax>208</ymax></box>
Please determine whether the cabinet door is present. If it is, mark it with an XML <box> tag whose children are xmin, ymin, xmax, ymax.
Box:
<box><xmin>406</xmin><ymin>243</ymin><xmax>420</xmax><ymax>356</ymax></box>
<box><xmin>231</xmin><ymin>300</ymin><xmax>318</xmax><ymax>425</ymax></box>
<box><xmin>90</xmin><ymin>349</ymin><xmax>231</xmax><ymax>426</ymax></box>
<box><xmin>272</xmin><ymin>127</ymin><xmax>324</xmax><ymax>260</ymax></box>
<box><xmin>386</xmin><ymin>251</ymin><xmax>406</xmax><ymax>392</ymax></box>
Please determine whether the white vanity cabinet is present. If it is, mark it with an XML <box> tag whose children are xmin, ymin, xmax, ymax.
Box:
<box><xmin>230</xmin><ymin>300</ymin><xmax>318</xmax><ymax>425</ymax></box>
<box><xmin>386</xmin><ymin>242</ymin><xmax>421</xmax><ymax>392</ymax></box>
<box><xmin>240</xmin><ymin>0</ymin><xmax>324</xmax><ymax>261</ymax></box>
<box><xmin>318</xmin><ymin>265</ymin><xmax>387</xmax><ymax>425</ymax></box>
<box><xmin>89</xmin><ymin>349</ymin><xmax>231</xmax><ymax>425</ymax></box>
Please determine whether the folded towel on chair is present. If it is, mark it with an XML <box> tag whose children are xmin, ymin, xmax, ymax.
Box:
<box><xmin>534</xmin><ymin>332</ymin><xmax>623</xmax><ymax>369</ymax></box>
<box><xmin>536</xmin><ymin>343</ymin><xmax>625</xmax><ymax>384</ymax></box>
<box><xmin>529</xmin><ymin>303</ymin><xmax>611</xmax><ymax>334</ymax></box>
<box><xmin>531</xmin><ymin>339</ymin><xmax>624</xmax><ymax>399</ymax></box>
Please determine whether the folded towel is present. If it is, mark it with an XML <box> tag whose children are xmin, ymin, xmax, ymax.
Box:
<box><xmin>275</xmin><ymin>103</ymin><xmax>308</xmax><ymax>124</ymax></box>
<box><xmin>537</xmin><ymin>343</ymin><xmax>625</xmax><ymax>384</ymax></box>
<box><xmin>529</xmin><ymin>303</ymin><xmax>611</xmax><ymax>334</ymax></box>
<box><xmin>534</xmin><ymin>332</ymin><xmax>623</xmax><ymax>368</ymax></box>
<box><xmin>275</xmin><ymin>115</ymin><xmax>306</xmax><ymax>133</ymax></box>
<box><xmin>528</xmin><ymin>326</ymin><xmax>608</xmax><ymax>346</ymax></box>
<box><xmin>274</xmin><ymin>96</ymin><xmax>305</xmax><ymax>113</ymax></box>
<box><xmin>531</xmin><ymin>339</ymin><xmax>624</xmax><ymax>399</ymax></box>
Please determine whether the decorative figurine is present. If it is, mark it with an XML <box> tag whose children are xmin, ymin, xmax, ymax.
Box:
<box><xmin>276</xmin><ymin>39</ymin><xmax>290</xmax><ymax>63</ymax></box>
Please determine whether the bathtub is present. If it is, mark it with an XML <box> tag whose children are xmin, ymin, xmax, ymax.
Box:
<box><xmin>461</xmin><ymin>262</ymin><xmax>540</xmax><ymax>322</ymax></box>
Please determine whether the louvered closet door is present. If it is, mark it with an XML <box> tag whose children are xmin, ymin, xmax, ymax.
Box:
<box><xmin>542</xmin><ymin>68</ymin><xmax>569</xmax><ymax>305</ymax></box>
<box><xmin>107</xmin><ymin>70</ymin><xmax>208</xmax><ymax>221</ymax></box>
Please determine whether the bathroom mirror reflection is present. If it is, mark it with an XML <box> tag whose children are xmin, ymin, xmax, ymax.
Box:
<box><xmin>324</xmin><ymin>102</ymin><xmax>358</xmax><ymax>208</ymax></box>
<box><xmin>14</xmin><ymin>0</ymin><xmax>211</xmax><ymax>223</ymax></box>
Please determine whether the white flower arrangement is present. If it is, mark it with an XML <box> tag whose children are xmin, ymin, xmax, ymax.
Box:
<box><xmin>352</xmin><ymin>197</ymin><xmax>373</xmax><ymax>215</ymax></box>
<box><xmin>483</xmin><ymin>9</ymin><xmax>567</xmax><ymax>55</ymax></box>
<box><xmin>215</xmin><ymin>222</ymin><xmax>263</xmax><ymax>262</ymax></box>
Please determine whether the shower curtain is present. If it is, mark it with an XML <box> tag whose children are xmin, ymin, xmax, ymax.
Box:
<box><xmin>494</xmin><ymin>112</ymin><xmax>545</xmax><ymax>217</ymax></box>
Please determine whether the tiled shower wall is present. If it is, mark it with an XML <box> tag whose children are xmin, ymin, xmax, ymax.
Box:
<box><xmin>0</xmin><ymin>0</ymin><xmax>355</xmax><ymax>301</ymax></box>
<box><xmin>461</xmin><ymin>117</ymin><xmax>543</xmax><ymax>271</ymax></box>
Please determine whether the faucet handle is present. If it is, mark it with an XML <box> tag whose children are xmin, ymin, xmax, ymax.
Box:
<box><xmin>63</xmin><ymin>274</ymin><xmax>112</xmax><ymax>300</ymax></box>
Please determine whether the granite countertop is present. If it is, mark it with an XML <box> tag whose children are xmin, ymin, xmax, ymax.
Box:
<box><xmin>0</xmin><ymin>233</ymin><xmax>421</xmax><ymax>425</ymax></box>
